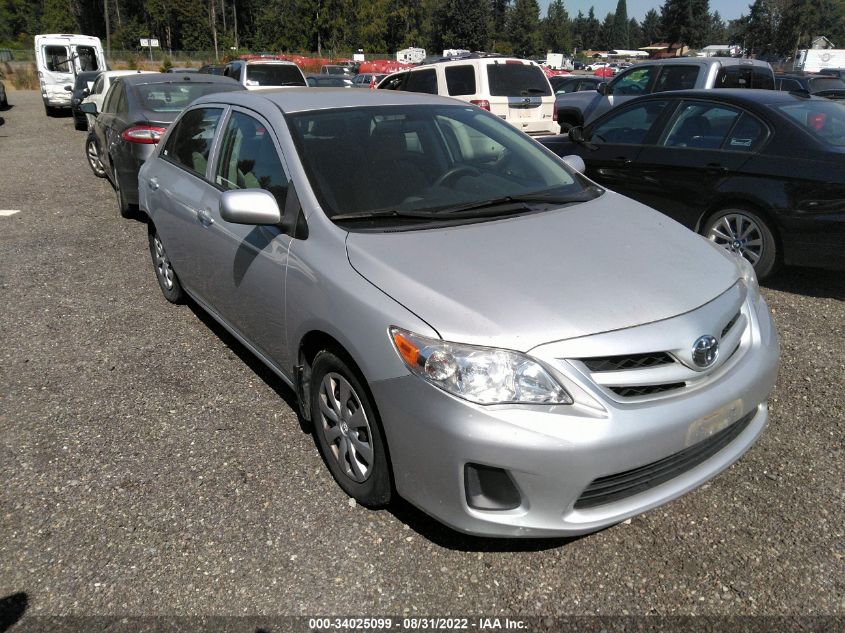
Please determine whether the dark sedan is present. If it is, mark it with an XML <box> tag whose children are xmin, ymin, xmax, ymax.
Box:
<box><xmin>305</xmin><ymin>74</ymin><xmax>353</xmax><ymax>87</ymax></box>
<box><xmin>81</xmin><ymin>73</ymin><xmax>244</xmax><ymax>217</ymax></box>
<box><xmin>550</xmin><ymin>75</ymin><xmax>603</xmax><ymax>95</ymax></box>
<box><xmin>776</xmin><ymin>73</ymin><xmax>845</xmax><ymax>100</ymax></box>
<box><xmin>540</xmin><ymin>89</ymin><xmax>845</xmax><ymax>278</ymax></box>
<box><xmin>71</xmin><ymin>70</ymin><xmax>102</xmax><ymax>131</ymax></box>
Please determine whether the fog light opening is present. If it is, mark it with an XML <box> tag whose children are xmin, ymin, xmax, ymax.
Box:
<box><xmin>464</xmin><ymin>463</ymin><xmax>522</xmax><ymax>511</ymax></box>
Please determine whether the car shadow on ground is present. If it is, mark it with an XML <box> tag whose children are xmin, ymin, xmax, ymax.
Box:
<box><xmin>0</xmin><ymin>592</ymin><xmax>28</xmax><ymax>632</ymax></box>
<box><xmin>764</xmin><ymin>266</ymin><xmax>845</xmax><ymax>301</ymax></box>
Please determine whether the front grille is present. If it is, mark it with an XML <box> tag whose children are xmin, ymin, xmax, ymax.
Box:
<box><xmin>721</xmin><ymin>311</ymin><xmax>741</xmax><ymax>339</ymax></box>
<box><xmin>582</xmin><ymin>352</ymin><xmax>674</xmax><ymax>372</ymax></box>
<box><xmin>574</xmin><ymin>410</ymin><xmax>756</xmax><ymax>509</ymax></box>
<box><xmin>609</xmin><ymin>383</ymin><xmax>686</xmax><ymax>398</ymax></box>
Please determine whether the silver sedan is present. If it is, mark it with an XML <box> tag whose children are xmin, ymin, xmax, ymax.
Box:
<box><xmin>139</xmin><ymin>88</ymin><xmax>779</xmax><ymax>537</ymax></box>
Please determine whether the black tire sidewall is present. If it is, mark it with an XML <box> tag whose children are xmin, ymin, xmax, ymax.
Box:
<box><xmin>310</xmin><ymin>351</ymin><xmax>392</xmax><ymax>507</ymax></box>
<box><xmin>86</xmin><ymin>134</ymin><xmax>105</xmax><ymax>178</ymax></box>
<box><xmin>705</xmin><ymin>208</ymin><xmax>778</xmax><ymax>279</ymax></box>
<box><xmin>147</xmin><ymin>229</ymin><xmax>184</xmax><ymax>303</ymax></box>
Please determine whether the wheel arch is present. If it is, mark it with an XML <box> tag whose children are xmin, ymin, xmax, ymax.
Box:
<box><xmin>555</xmin><ymin>107</ymin><xmax>583</xmax><ymax>129</ymax></box>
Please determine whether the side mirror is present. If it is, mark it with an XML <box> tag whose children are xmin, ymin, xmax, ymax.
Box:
<box><xmin>64</xmin><ymin>85</ymin><xmax>73</xmax><ymax>92</ymax></box>
<box><xmin>82</xmin><ymin>88</ymin><xmax>90</xmax><ymax>97</ymax></box>
<box><xmin>562</xmin><ymin>155</ymin><xmax>586</xmax><ymax>174</ymax></box>
<box><xmin>220</xmin><ymin>189</ymin><xmax>282</xmax><ymax>226</ymax></box>
<box><xmin>568</xmin><ymin>126</ymin><xmax>585</xmax><ymax>143</ymax></box>
<box><xmin>79</xmin><ymin>102</ymin><xmax>98</xmax><ymax>115</ymax></box>
<box><xmin>596</xmin><ymin>82</ymin><xmax>609</xmax><ymax>96</ymax></box>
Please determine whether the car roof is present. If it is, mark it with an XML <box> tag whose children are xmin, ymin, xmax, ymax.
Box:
<box><xmin>192</xmin><ymin>87</ymin><xmax>469</xmax><ymax>113</ymax></box>
<box><xmin>632</xmin><ymin>88</ymin><xmax>825</xmax><ymax>106</ymax></box>
<box><xmin>638</xmin><ymin>57</ymin><xmax>771</xmax><ymax>68</ymax></box>
<box><xmin>102</xmin><ymin>70</ymin><xmax>153</xmax><ymax>79</ymax></box>
<box><xmin>118</xmin><ymin>72</ymin><xmax>241</xmax><ymax>86</ymax></box>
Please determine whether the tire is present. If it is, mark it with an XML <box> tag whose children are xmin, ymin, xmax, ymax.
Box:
<box><xmin>310</xmin><ymin>351</ymin><xmax>392</xmax><ymax>507</ymax></box>
<box><xmin>148</xmin><ymin>227</ymin><xmax>185</xmax><ymax>303</ymax></box>
<box><xmin>74</xmin><ymin>114</ymin><xmax>87</xmax><ymax>131</ymax></box>
<box><xmin>44</xmin><ymin>102</ymin><xmax>57</xmax><ymax>117</ymax></box>
<box><xmin>85</xmin><ymin>134</ymin><xmax>107</xmax><ymax>178</ymax></box>
<box><xmin>703</xmin><ymin>207</ymin><xmax>779</xmax><ymax>279</ymax></box>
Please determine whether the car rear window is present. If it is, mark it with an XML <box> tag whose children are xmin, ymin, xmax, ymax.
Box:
<box><xmin>808</xmin><ymin>77</ymin><xmax>845</xmax><ymax>92</ymax></box>
<box><xmin>715</xmin><ymin>66</ymin><xmax>774</xmax><ymax>90</ymax></box>
<box><xmin>774</xmin><ymin>101</ymin><xmax>845</xmax><ymax>146</ymax></box>
<box><xmin>487</xmin><ymin>63</ymin><xmax>551</xmax><ymax>97</ymax></box>
<box><xmin>446</xmin><ymin>65</ymin><xmax>476</xmax><ymax>96</ymax></box>
<box><xmin>136</xmin><ymin>82</ymin><xmax>242</xmax><ymax>112</ymax></box>
<box><xmin>245</xmin><ymin>64</ymin><xmax>305</xmax><ymax>87</ymax></box>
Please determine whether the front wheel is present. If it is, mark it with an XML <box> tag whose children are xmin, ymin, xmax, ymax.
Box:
<box><xmin>148</xmin><ymin>227</ymin><xmax>185</xmax><ymax>303</ymax></box>
<box><xmin>703</xmin><ymin>208</ymin><xmax>778</xmax><ymax>279</ymax></box>
<box><xmin>310</xmin><ymin>351</ymin><xmax>392</xmax><ymax>507</ymax></box>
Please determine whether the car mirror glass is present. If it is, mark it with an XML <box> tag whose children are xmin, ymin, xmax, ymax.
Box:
<box><xmin>79</xmin><ymin>102</ymin><xmax>98</xmax><ymax>115</ymax></box>
<box><xmin>596</xmin><ymin>82</ymin><xmax>608</xmax><ymax>96</ymax></box>
<box><xmin>568</xmin><ymin>126</ymin><xmax>584</xmax><ymax>143</ymax></box>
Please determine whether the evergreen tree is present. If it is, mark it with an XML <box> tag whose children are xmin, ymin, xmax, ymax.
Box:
<box><xmin>640</xmin><ymin>8</ymin><xmax>662</xmax><ymax>44</ymax></box>
<box><xmin>431</xmin><ymin>0</ymin><xmax>491</xmax><ymax>51</ymax></box>
<box><xmin>541</xmin><ymin>0</ymin><xmax>572</xmax><ymax>52</ymax></box>
<box><xmin>612</xmin><ymin>0</ymin><xmax>628</xmax><ymax>48</ymax></box>
<box><xmin>583</xmin><ymin>6</ymin><xmax>601</xmax><ymax>49</ymax></box>
<box><xmin>628</xmin><ymin>17</ymin><xmax>643</xmax><ymax>47</ymax></box>
<box><xmin>508</xmin><ymin>0</ymin><xmax>541</xmax><ymax>55</ymax></box>
<box><xmin>491</xmin><ymin>0</ymin><xmax>511</xmax><ymax>50</ymax></box>
<box><xmin>41</xmin><ymin>0</ymin><xmax>78</xmax><ymax>32</ymax></box>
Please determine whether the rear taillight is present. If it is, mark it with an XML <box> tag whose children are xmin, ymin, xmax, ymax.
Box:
<box><xmin>808</xmin><ymin>113</ymin><xmax>826</xmax><ymax>130</ymax></box>
<box><xmin>121</xmin><ymin>125</ymin><xmax>167</xmax><ymax>144</ymax></box>
<box><xmin>470</xmin><ymin>99</ymin><xmax>491</xmax><ymax>111</ymax></box>
<box><xmin>553</xmin><ymin>107</ymin><xmax>557</xmax><ymax>122</ymax></box>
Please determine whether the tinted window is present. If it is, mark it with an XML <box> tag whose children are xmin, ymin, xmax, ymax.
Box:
<box><xmin>591</xmin><ymin>100</ymin><xmax>669</xmax><ymax>145</ymax></box>
<box><xmin>654</xmin><ymin>65</ymin><xmax>699</xmax><ymax>92</ymax></box>
<box><xmin>777</xmin><ymin>78</ymin><xmax>803</xmax><ymax>91</ymax></box>
<box><xmin>725</xmin><ymin>113</ymin><xmax>767</xmax><ymax>151</ymax></box>
<box><xmin>487</xmin><ymin>63</ymin><xmax>551</xmax><ymax>96</ymax></box>
<box><xmin>76</xmin><ymin>45</ymin><xmax>99</xmax><ymax>71</ymax></box>
<box><xmin>43</xmin><ymin>45</ymin><xmax>70</xmax><ymax>73</ymax></box>
<box><xmin>446</xmin><ymin>65</ymin><xmax>476</xmax><ymax>96</ymax></box>
<box><xmin>245</xmin><ymin>64</ymin><xmax>305</xmax><ymax>87</ymax></box>
<box><xmin>103</xmin><ymin>82</ymin><xmax>122</xmax><ymax>113</ymax></box>
<box><xmin>577</xmin><ymin>79</ymin><xmax>601</xmax><ymax>91</ymax></box>
<box><xmin>775</xmin><ymin>101</ymin><xmax>845</xmax><ymax>147</ymax></box>
<box><xmin>808</xmin><ymin>77</ymin><xmax>845</xmax><ymax>92</ymax></box>
<box><xmin>92</xmin><ymin>76</ymin><xmax>104</xmax><ymax>94</ymax></box>
<box><xmin>162</xmin><ymin>107</ymin><xmax>225</xmax><ymax>176</ymax></box>
<box><xmin>136</xmin><ymin>81</ymin><xmax>242</xmax><ymax>113</ymax></box>
<box><xmin>215</xmin><ymin>111</ymin><xmax>288</xmax><ymax>205</ymax></box>
<box><xmin>753</xmin><ymin>69</ymin><xmax>774</xmax><ymax>90</ymax></box>
<box><xmin>379</xmin><ymin>73</ymin><xmax>408</xmax><ymax>90</ymax></box>
<box><xmin>116</xmin><ymin>84</ymin><xmax>128</xmax><ymax>115</ymax></box>
<box><xmin>405</xmin><ymin>68</ymin><xmax>438</xmax><ymax>94</ymax></box>
<box><xmin>716</xmin><ymin>67</ymin><xmax>774</xmax><ymax>89</ymax></box>
<box><xmin>610</xmin><ymin>66</ymin><xmax>655</xmax><ymax>96</ymax></box>
<box><xmin>661</xmin><ymin>102</ymin><xmax>740</xmax><ymax>149</ymax></box>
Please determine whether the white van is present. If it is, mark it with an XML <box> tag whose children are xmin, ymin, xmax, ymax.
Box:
<box><xmin>378</xmin><ymin>57</ymin><xmax>560</xmax><ymax>136</ymax></box>
<box><xmin>793</xmin><ymin>48</ymin><xmax>845</xmax><ymax>73</ymax></box>
<box><xmin>35</xmin><ymin>34</ymin><xmax>106</xmax><ymax>116</ymax></box>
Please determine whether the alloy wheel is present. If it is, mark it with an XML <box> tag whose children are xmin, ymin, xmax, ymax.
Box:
<box><xmin>317</xmin><ymin>372</ymin><xmax>375</xmax><ymax>483</ymax></box>
<box><xmin>87</xmin><ymin>139</ymin><xmax>105</xmax><ymax>177</ymax></box>
<box><xmin>706</xmin><ymin>212</ymin><xmax>764</xmax><ymax>266</ymax></box>
<box><xmin>153</xmin><ymin>234</ymin><xmax>175</xmax><ymax>291</ymax></box>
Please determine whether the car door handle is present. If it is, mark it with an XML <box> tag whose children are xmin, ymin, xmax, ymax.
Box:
<box><xmin>706</xmin><ymin>163</ymin><xmax>728</xmax><ymax>174</ymax></box>
<box><xmin>610</xmin><ymin>157</ymin><xmax>632</xmax><ymax>165</ymax></box>
<box><xmin>196</xmin><ymin>208</ymin><xmax>214</xmax><ymax>227</ymax></box>
<box><xmin>147</xmin><ymin>177</ymin><xmax>159</xmax><ymax>191</ymax></box>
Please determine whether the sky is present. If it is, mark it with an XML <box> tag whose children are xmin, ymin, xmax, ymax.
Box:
<box><xmin>539</xmin><ymin>0</ymin><xmax>748</xmax><ymax>23</ymax></box>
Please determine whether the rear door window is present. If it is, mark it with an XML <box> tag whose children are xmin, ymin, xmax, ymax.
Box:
<box><xmin>103</xmin><ymin>82</ymin><xmax>123</xmax><ymax>113</ymax></box>
<box><xmin>716</xmin><ymin>66</ymin><xmax>774</xmax><ymax>89</ymax></box>
<box><xmin>445</xmin><ymin>65</ymin><xmax>476</xmax><ymax>96</ymax></box>
<box><xmin>653</xmin><ymin>65</ymin><xmax>699</xmax><ymax>92</ymax></box>
<box><xmin>724</xmin><ymin>113</ymin><xmax>767</xmax><ymax>151</ymax></box>
<box><xmin>610</xmin><ymin>66</ymin><xmax>655</xmax><ymax>96</ymax></box>
<box><xmin>487</xmin><ymin>63</ymin><xmax>551</xmax><ymax>96</ymax></box>
<box><xmin>43</xmin><ymin>46</ymin><xmax>70</xmax><ymax>73</ymax></box>
<box><xmin>590</xmin><ymin>100</ymin><xmax>670</xmax><ymax>145</ymax></box>
<box><xmin>379</xmin><ymin>72</ymin><xmax>408</xmax><ymax>90</ymax></box>
<box><xmin>661</xmin><ymin>102</ymin><xmax>741</xmax><ymax>148</ymax></box>
<box><xmin>405</xmin><ymin>68</ymin><xmax>438</xmax><ymax>94</ymax></box>
<box><xmin>162</xmin><ymin>107</ymin><xmax>225</xmax><ymax>177</ymax></box>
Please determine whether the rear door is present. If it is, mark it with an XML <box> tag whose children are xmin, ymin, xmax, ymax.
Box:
<box><xmin>634</xmin><ymin>100</ymin><xmax>768</xmax><ymax>228</ymax></box>
<box><xmin>484</xmin><ymin>61</ymin><xmax>555</xmax><ymax>134</ymax></box>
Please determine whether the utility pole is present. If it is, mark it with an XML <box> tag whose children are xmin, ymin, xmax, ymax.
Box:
<box><xmin>233</xmin><ymin>0</ymin><xmax>239</xmax><ymax>49</ymax></box>
<box><xmin>104</xmin><ymin>0</ymin><xmax>111</xmax><ymax>59</ymax></box>
<box><xmin>210</xmin><ymin>0</ymin><xmax>219</xmax><ymax>61</ymax></box>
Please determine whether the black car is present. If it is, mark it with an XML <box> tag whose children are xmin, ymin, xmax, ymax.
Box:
<box><xmin>80</xmin><ymin>73</ymin><xmax>244</xmax><ymax>217</ymax></box>
<box><xmin>71</xmin><ymin>70</ymin><xmax>102</xmax><ymax>131</ymax></box>
<box><xmin>549</xmin><ymin>75</ymin><xmax>603</xmax><ymax>95</ymax></box>
<box><xmin>775</xmin><ymin>73</ymin><xmax>845</xmax><ymax>100</ymax></box>
<box><xmin>540</xmin><ymin>89</ymin><xmax>845</xmax><ymax>278</ymax></box>
<box><xmin>305</xmin><ymin>74</ymin><xmax>353</xmax><ymax>87</ymax></box>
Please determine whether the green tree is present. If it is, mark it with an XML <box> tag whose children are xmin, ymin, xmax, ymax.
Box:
<box><xmin>491</xmin><ymin>0</ymin><xmax>511</xmax><ymax>50</ymax></box>
<box><xmin>640</xmin><ymin>8</ymin><xmax>662</xmax><ymax>44</ymax></box>
<box><xmin>598</xmin><ymin>11</ymin><xmax>614</xmax><ymax>49</ymax></box>
<box><xmin>507</xmin><ymin>0</ymin><xmax>541</xmax><ymax>55</ymax></box>
<box><xmin>41</xmin><ymin>0</ymin><xmax>78</xmax><ymax>33</ymax></box>
<box><xmin>612</xmin><ymin>0</ymin><xmax>628</xmax><ymax>48</ymax></box>
<box><xmin>583</xmin><ymin>6</ymin><xmax>601</xmax><ymax>49</ymax></box>
<box><xmin>628</xmin><ymin>17</ymin><xmax>643</xmax><ymax>47</ymax></box>
<box><xmin>431</xmin><ymin>0</ymin><xmax>490</xmax><ymax>51</ymax></box>
<box><xmin>541</xmin><ymin>0</ymin><xmax>572</xmax><ymax>52</ymax></box>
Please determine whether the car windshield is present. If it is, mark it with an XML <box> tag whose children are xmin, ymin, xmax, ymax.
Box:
<box><xmin>286</xmin><ymin>104</ymin><xmax>594</xmax><ymax>222</ymax></box>
<box><xmin>808</xmin><ymin>77</ymin><xmax>845</xmax><ymax>92</ymax></box>
<box><xmin>774</xmin><ymin>100</ymin><xmax>845</xmax><ymax>146</ymax></box>
<box><xmin>136</xmin><ymin>82</ymin><xmax>242</xmax><ymax>112</ymax></box>
<box><xmin>245</xmin><ymin>64</ymin><xmax>305</xmax><ymax>86</ymax></box>
<box><xmin>487</xmin><ymin>63</ymin><xmax>551</xmax><ymax>97</ymax></box>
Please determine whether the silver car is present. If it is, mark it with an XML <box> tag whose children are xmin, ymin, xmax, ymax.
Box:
<box><xmin>139</xmin><ymin>89</ymin><xmax>779</xmax><ymax>538</ymax></box>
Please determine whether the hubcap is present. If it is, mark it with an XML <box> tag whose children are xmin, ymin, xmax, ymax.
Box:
<box><xmin>87</xmin><ymin>142</ymin><xmax>103</xmax><ymax>174</ymax></box>
<box><xmin>318</xmin><ymin>373</ymin><xmax>374</xmax><ymax>483</ymax></box>
<box><xmin>153</xmin><ymin>235</ymin><xmax>174</xmax><ymax>290</ymax></box>
<box><xmin>707</xmin><ymin>213</ymin><xmax>763</xmax><ymax>266</ymax></box>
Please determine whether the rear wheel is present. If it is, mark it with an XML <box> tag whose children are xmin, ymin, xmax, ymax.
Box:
<box><xmin>85</xmin><ymin>134</ymin><xmax>107</xmax><ymax>178</ymax></box>
<box><xmin>310</xmin><ymin>351</ymin><xmax>392</xmax><ymax>507</ymax></box>
<box><xmin>112</xmin><ymin>167</ymin><xmax>136</xmax><ymax>219</ymax></box>
<box><xmin>148</xmin><ymin>227</ymin><xmax>185</xmax><ymax>303</ymax></box>
<box><xmin>703</xmin><ymin>207</ymin><xmax>778</xmax><ymax>279</ymax></box>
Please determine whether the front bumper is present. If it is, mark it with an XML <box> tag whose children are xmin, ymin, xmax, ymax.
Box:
<box><xmin>371</xmin><ymin>293</ymin><xmax>779</xmax><ymax>537</ymax></box>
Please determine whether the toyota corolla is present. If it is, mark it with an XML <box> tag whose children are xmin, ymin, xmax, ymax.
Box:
<box><xmin>139</xmin><ymin>89</ymin><xmax>779</xmax><ymax>537</ymax></box>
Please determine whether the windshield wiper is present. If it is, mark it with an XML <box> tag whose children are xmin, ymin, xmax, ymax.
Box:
<box><xmin>331</xmin><ymin>209</ymin><xmax>440</xmax><ymax>221</ymax></box>
<box><xmin>435</xmin><ymin>192</ymin><xmax>596</xmax><ymax>216</ymax></box>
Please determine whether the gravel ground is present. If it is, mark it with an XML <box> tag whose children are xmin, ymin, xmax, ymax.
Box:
<box><xmin>0</xmin><ymin>91</ymin><xmax>843</xmax><ymax>625</ymax></box>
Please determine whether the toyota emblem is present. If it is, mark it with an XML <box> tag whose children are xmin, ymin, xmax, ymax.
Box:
<box><xmin>692</xmin><ymin>335</ymin><xmax>719</xmax><ymax>368</ymax></box>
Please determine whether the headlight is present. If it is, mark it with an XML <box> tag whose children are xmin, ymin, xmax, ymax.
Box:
<box><xmin>390</xmin><ymin>328</ymin><xmax>572</xmax><ymax>405</ymax></box>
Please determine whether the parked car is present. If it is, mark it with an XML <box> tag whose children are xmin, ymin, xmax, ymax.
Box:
<box><xmin>586</xmin><ymin>61</ymin><xmax>609</xmax><ymax>72</ymax></box>
<box><xmin>549</xmin><ymin>75</ymin><xmax>604</xmax><ymax>95</ymax></box>
<box><xmin>378</xmin><ymin>57</ymin><xmax>560</xmax><ymax>136</ymax></box>
<box><xmin>352</xmin><ymin>73</ymin><xmax>387</xmax><ymax>88</ymax></box>
<box><xmin>81</xmin><ymin>73</ymin><xmax>244</xmax><ymax>217</ymax></box>
<box><xmin>540</xmin><ymin>89</ymin><xmax>845</xmax><ymax>278</ymax></box>
<box><xmin>81</xmin><ymin>70</ymin><xmax>154</xmax><ymax>129</ymax></box>
<box><xmin>306</xmin><ymin>74</ymin><xmax>353</xmax><ymax>87</ymax></box>
<box><xmin>594</xmin><ymin>66</ymin><xmax>614</xmax><ymax>78</ymax></box>
<box><xmin>198</xmin><ymin>64</ymin><xmax>226</xmax><ymax>76</ymax></box>
<box><xmin>0</xmin><ymin>77</ymin><xmax>7</xmax><ymax>108</ymax></box>
<box><xmin>573</xmin><ymin>61</ymin><xmax>585</xmax><ymax>70</ymax></box>
<box><xmin>223</xmin><ymin>59</ymin><xmax>307</xmax><ymax>89</ymax></box>
<box><xmin>819</xmin><ymin>68</ymin><xmax>845</xmax><ymax>80</ymax></box>
<box><xmin>554</xmin><ymin>58</ymin><xmax>775</xmax><ymax>130</ymax></box>
<box><xmin>321</xmin><ymin>64</ymin><xmax>353</xmax><ymax>76</ymax></box>
<box><xmin>70</xmin><ymin>70</ymin><xmax>102</xmax><ymax>130</ymax></box>
<box><xmin>166</xmin><ymin>67</ymin><xmax>199</xmax><ymax>73</ymax></box>
<box><xmin>775</xmin><ymin>73</ymin><xmax>845</xmax><ymax>100</ymax></box>
<box><xmin>139</xmin><ymin>88</ymin><xmax>778</xmax><ymax>538</ymax></box>
<box><xmin>35</xmin><ymin>33</ymin><xmax>106</xmax><ymax>116</ymax></box>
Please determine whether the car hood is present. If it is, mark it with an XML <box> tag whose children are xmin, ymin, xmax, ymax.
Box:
<box><xmin>345</xmin><ymin>192</ymin><xmax>739</xmax><ymax>352</ymax></box>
